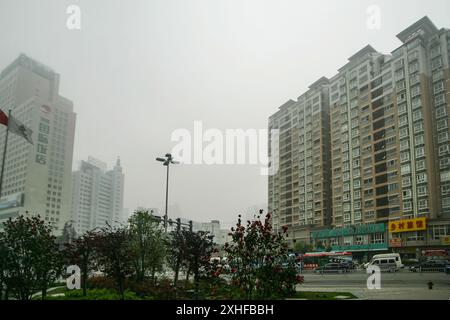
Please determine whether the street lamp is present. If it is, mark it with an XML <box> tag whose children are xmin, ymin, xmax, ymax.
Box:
<box><xmin>156</xmin><ymin>153</ymin><xmax>179</xmax><ymax>233</ymax></box>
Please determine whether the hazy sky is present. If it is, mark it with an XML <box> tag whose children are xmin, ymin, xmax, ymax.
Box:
<box><xmin>0</xmin><ymin>0</ymin><xmax>449</xmax><ymax>226</ymax></box>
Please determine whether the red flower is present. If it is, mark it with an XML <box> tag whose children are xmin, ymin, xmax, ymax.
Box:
<box><xmin>296</xmin><ymin>275</ymin><xmax>305</xmax><ymax>284</ymax></box>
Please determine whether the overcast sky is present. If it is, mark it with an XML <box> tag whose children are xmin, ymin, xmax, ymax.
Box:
<box><xmin>0</xmin><ymin>0</ymin><xmax>449</xmax><ymax>227</ymax></box>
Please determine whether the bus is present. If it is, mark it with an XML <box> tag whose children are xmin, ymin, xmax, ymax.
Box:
<box><xmin>421</xmin><ymin>249</ymin><xmax>450</xmax><ymax>261</ymax></box>
<box><xmin>302</xmin><ymin>252</ymin><xmax>353</xmax><ymax>270</ymax></box>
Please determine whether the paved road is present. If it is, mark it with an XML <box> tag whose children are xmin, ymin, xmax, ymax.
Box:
<box><xmin>298</xmin><ymin>271</ymin><xmax>450</xmax><ymax>300</ymax></box>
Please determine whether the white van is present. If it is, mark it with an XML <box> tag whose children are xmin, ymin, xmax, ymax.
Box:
<box><xmin>364</xmin><ymin>253</ymin><xmax>404</xmax><ymax>269</ymax></box>
<box><xmin>369</xmin><ymin>258</ymin><xmax>399</xmax><ymax>272</ymax></box>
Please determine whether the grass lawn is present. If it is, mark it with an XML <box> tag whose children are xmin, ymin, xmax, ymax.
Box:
<box><xmin>291</xmin><ymin>291</ymin><xmax>358</xmax><ymax>300</ymax></box>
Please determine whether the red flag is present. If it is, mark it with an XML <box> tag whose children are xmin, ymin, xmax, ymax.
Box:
<box><xmin>0</xmin><ymin>109</ymin><xmax>8</xmax><ymax>127</ymax></box>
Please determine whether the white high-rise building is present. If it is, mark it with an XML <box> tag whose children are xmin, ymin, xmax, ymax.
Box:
<box><xmin>0</xmin><ymin>54</ymin><xmax>76</xmax><ymax>234</ymax></box>
<box><xmin>71</xmin><ymin>156</ymin><xmax>125</xmax><ymax>235</ymax></box>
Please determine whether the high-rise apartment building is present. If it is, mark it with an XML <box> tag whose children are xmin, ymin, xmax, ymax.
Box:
<box><xmin>269</xmin><ymin>17</ymin><xmax>450</xmax><ymax>257</ymax></box>
<box><xmin>268</xmin><ymin>77</ymin><xmax>332</xmax><ymax>241</ymax></box>
<box><xmin>71</xmin><ymin>156</ymin><xmax>125</xmax><ymax>235</ymax></box>
<box><xmin>0</xmin><ymin>54</ymin><xmax>76</xmax><ymax>234</ymax></box>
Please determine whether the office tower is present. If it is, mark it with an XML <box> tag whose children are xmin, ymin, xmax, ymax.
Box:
<box><xmin>0</xmin><ymin>54</ymin><xmax>76</xmax><ymax>234</ymax></box>
<box><xmin>71</xmin><ymin>156</ymin><xmax>124</xmax><ymax>235</ymax></box>
<box><xmin>268</xmin><ymin>77</ymin><xmax>332</xmax><ymax>245</ymax></box>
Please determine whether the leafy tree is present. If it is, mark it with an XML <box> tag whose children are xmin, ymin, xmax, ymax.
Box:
<box><xmin>0</xmin><ymin>232</ymin><xmax>7</xmax><ymax>300</ymax></box>
<box><xmin>128</xmin><ymin>210</ymin><xmax>165</xmax><ymax>283</ymax></box>
<box><xmin>1</xmin><ymin>215</ymin><xmax>63</xmax><ymax>300</ymax></box>
<box><xmin>224</xmin><ymin>211</ymin><xmax>304</xmax><ymax>300</ymax></box>
<box><xmin>183</xmin><ymin>230</ymin><xmax>215</xmax><ymax>299</ymax></box>
<box><xmin>166</xmin><ymin>224</ymin><xmax>185</xmax><ymax>290</ymax></box>
<box><xmin>64</xmin><ymin>231</ymin><xmax>99</xmax><ymax>296</ymax></box>
<box><xmin>94</xmin><ymin>225</ymin><xmax>135</xmax><ymax>300</ymax></box>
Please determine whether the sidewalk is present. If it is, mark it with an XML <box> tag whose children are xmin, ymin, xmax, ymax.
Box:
<box><xmin>296</xmin><ymin>286</ymin><xmax>450</xmax><ymax>300</ymax></box>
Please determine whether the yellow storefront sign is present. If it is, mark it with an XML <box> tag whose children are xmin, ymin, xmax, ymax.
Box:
<box><xmin>388</xmin><ymin>217</ymin><xmax>427</xmax><ymax>233</ymax></box>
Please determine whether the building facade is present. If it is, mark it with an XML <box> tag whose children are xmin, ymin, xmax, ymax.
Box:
<box><xmin>268</xmin><ymin>78</ymin><xmax>332</xmax><ymax>243</ymax></box>
<box><xmin>269</xmin><ymin>17</ymin><xmax>450</xmax><ymax>259</ymax></box>
<box><xmin>0</xmin><ymin>54</ymin><xmax>76</xmax><ymax>234</ymax></box>
<box><xmin>71</xmin><ymin>156</ymin><xmax>125</xmax><ymax>235</ymax></box>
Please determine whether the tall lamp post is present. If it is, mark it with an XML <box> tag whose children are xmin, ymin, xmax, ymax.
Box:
<box><xmin>156</xmin><ymin>153</ymin><xmax>179</xmax><ymax>233</ymax></box>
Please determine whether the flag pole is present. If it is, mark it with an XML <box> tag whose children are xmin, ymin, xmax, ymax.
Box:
<box><xmin>0</xmin><ymin>109</ymin><xmax>11</xmax><ymax>199</ymax></box>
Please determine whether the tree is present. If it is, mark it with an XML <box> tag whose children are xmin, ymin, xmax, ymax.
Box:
<box><xmin>64</xmin><ymin>231</ymin><xmax>99</xmax><ymax>296</ymax></box>
<box><xmin>0</xmin><ymin>232</ymin><xmax>7</xmax><ymax>300</ymax></box>
<box><xmin>183</xmin><ymin>230</ymin><xmax>215</xmax><ymax>299</ymax></box>
<box><xmin>94</xmin><ymin>225</ymin><xmax>135</xmax><ymax>300</ymax></box>
<box><xmin>128</xmin><ymin>210</ymin><xmax>165</xmax><ymax>283</ymax></box>
<box><xmin>166</xmin><ymin>221</ymin><xmax>186</xmax><ymax>290</ymax></box>
<box><xmin>1</xmin><ymin>215</ymin><xmax>63</xmax><ymax>300</ymax></box>
<box><xmin>224</xmin><ymin>211</ymin><xmax>304</xmax><ymax>300</ymax></box>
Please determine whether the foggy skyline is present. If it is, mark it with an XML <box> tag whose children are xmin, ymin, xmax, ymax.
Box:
<box><xmin>1</xmin><ymin>0</ymin><xmax>449</xmax><ymax>226</ymax></box>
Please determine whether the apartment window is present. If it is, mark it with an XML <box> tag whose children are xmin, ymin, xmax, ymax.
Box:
<box><xmin>440</xmin><ymin>158</ymin><xmax>450</xmax><ymax>169</ymax></box>
<box><xmin>403</xmin><ymin>201</ymin><xmax>412</xmax><ymax>211</ymax></box>
<box><xmin>437</xmin><ymin>119</ymin><xmax>447</xmax><ymax>130</ymax></box>
<box><xmin>402</xmin><ymin>176</ymin><xmax>411</xmax><ymax>187</ymax></box>
<box><xmin>418</xmin><ymin>199</ymin><xmax>428</xmax><ymax>210</ymax></box>
<box><xmin>399</xmin><ymin>115</ymin><xmax>408</xmax><ymax>126</ymax></box>
<box><xmin>401</xmin><ymin>164</ymin><xmax>411</xmax><ymax>175</ymax></box>
<box><xmin>432</xmin><ymin>70</ymin><xmax>444</xmax><ymax>82</ymax></box>
<box><xmin>438</xmin><ymin>131</ymin><xmax>449</xmax><ymax>143</ymax></box>
<box><xmin>397</xmin><ymin>93</ymin><xmax>406</xmax><ymax>104</ymax></box>
<box><xmin>439</xmin><ymin>144</ymin><xmax>450</xmax><ymax>156</ymax></box>
<box><xmin>388</xmin><ymin>183</ymin><xmax>398</xmax><ymax>192</ymax></box>
<box><xmin>430</xmin><ymin>45</ymin><xmax>442</xmax><ymax>58</ymax></box>
<box><xmin>396</xmin><ymin>81</ymin><xmax>406</xmax><ymax>92</ymax></box>
<box><xmin>434</xmin><ymin>82</ymin><xmax>444</xmax><ymax>94</ymax></box>
<box><xmin>412</xmin><ymin>97</ymin><xmax>422</xmax><ymax>109</ymax></box>
<box><xmin>432</xmin><ymin>225</ymin><xmax>449</xmax><ymax>240</ymax></box>
<box><xmin>416</xmin><ymin>160</ymin><xmax>426</xmax><ymax>171</ymax></box>
<box><xmin>431</xmin><ymin>57</ymin><xmax>443</xmax><ymax>70</ymax></box>
<box><xmin>436</xmin><ymin>106</ymin><xmax>447</xmax><ymax>119</ymax></box>
<box><xmin>415</xmin><ymin>147</ymin><xmax>424</xmax><ymax>158</ymax></box>
<box><xmin>403</xmin><ymin>189</ymin><xmax>412</xmax><ymax>199</ymax></box>
<box><xmin>414</xmin><ymin>122</ymin><xmax>424</xmax><ymax>133</ymax></box>
<box><xmin>417</xmin><ymin>173</ymin><xmax>427</xmax><ymax>184</ymax></box>
<box><xmin>415</xmin><ymin>134</ymin><xmax>424</xmax><ymax>146</ymax></box>
<box><xmin>400</xmin><ymin>140</ymin><xmax>409</xmax><ymax>151</ymax></box>
<box><xmin>435</xmin><ymin>94</ymin><xmax>446</xmax><ymax>106</ymax></box>
<box><xmin>417</xmin><ymin>185</ymin><xmax>427</xmax><ymax>196</ymax></box>
<box><xmin>413</xmin><ymin>110</ymin><xmax>422</xmax><ymax>121</ymax></box>
<box><xmin>410</xmin><ymin>85</ymin><xmax>421</xmax><ymax>97</ymax></box>
<box><xmin>395</xmin><ymin>69</ymin><xmax>405</xmax><ymax>80</ymax></box>
<box><xmin>398</xmin><ymin>103</ymin><xmax>407</xmax><ymax>115</ymax></box>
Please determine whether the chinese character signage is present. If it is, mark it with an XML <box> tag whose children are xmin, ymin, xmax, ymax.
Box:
<box><xmin>388</xmin><ymin>217</ymin><xmax>426</xmax><ymax>233</ymax></box>
<box><xmin>36</xmin><ymin>117</ymin><xmax>49</xmax><ymax>165</ymax></box>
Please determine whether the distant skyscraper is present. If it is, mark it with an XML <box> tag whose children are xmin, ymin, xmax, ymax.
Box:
<box><xmin>71</xmin><ymin>156</ymin><xmax>124</xmax><ymax>235</ymax></box>
<box><xmin>0</xmin><ymin>54</ymin><xmax>76</xmax><ymax>234</ymax></box>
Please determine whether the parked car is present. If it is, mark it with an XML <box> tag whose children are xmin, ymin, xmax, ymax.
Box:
<box><xmin>314</xmin><ymin>263</ymin><xmax>348</xmax><ymax>274</ymax></box>
<box><xmin>339</xmin><ymin>260</ymin><xmax>357</xmax><ymax>270</ymax></box>
<box><xmin>409</xmin><ymin>260</ymin><xmax>448</xmax><ymax>272</ymax></box>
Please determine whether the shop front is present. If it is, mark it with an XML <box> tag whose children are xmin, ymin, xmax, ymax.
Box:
<box><xmin>310</xmin><ymin>223</ymin><xmax>389</xmax><ymax>263</ymax></box>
